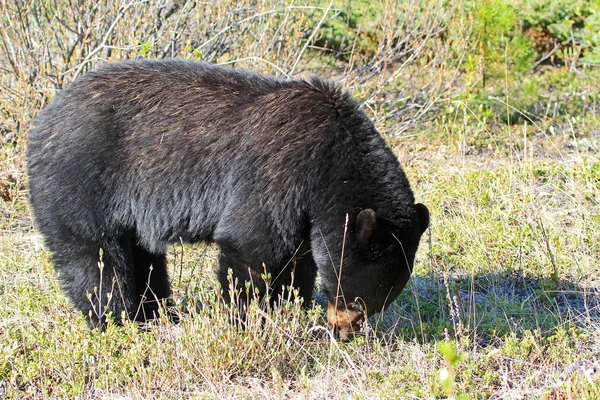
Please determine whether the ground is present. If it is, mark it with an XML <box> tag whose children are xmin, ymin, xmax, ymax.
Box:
<box><xmin>1</xmin><ymin>111</ymin><xmax>599</xmax><ymax>398</ymax></box>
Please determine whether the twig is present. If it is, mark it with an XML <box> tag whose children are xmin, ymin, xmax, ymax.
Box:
<box><xmin>536</xmin><ymin>216</ymin><xmax>559</xmax><ymax>282</ymax></box>
<box><xmin>71</xmin><ymin>0</ymin><xmax>149</xmax><ymax>80</ymax></box>
<box><xmin>220</xmin><ymin>56</ymin><xmax>291</xmax><ymax>78</ymax></box>
<box><xmin>289</xmin><ymin>0</ymin><xmax>334</xmax><ymax>76</ymax></box>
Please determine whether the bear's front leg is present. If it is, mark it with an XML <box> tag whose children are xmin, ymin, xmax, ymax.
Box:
<box><xmin>48</xmin><ymin>235</ymin><xmax>139</xmax><ymax>329</ymax></box>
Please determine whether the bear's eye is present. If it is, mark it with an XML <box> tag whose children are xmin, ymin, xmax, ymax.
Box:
<box><xmin>368</xmin><ymin>243</ymin><xmax>395</xmax><ymax>259</ymax></box>
<box><xmin>372</xmin><ymin>247</ymin><xmax>383</xmax><ymax>258</ymax></box>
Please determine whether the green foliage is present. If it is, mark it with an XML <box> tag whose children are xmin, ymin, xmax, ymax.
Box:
<box><xmin>138</xmin><ymin>40</ymin><xmax>154</xmax><ymax>58</ymax></box>
<box><xmin>466</xmin><ymin>0</ymin><xmax>535</xmax><ymax>85</ymax></box>
<box><xmin>446</xmin><ymin>0</ymin><xmax>600</xmax><ymax>124</ymax></box>
<box><xmin>516</xmin><ymin>0</ymin><xmax>600</xmax><ymax>64</ymax></box>
<box><xmin>438</xmin><ymin>341</ymin><xmax>468</xmax><ymax>400</ymax></box>
<box><xmin>314</xmin><ymin>0</ymin><xmax>382</xmax><ymax>58</ymax></box>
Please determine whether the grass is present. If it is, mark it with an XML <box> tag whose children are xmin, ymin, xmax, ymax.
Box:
<box><xmin>2</xmin><ymin>116</ymin><xmax>599</xmax><ymax>397</ymax></box>
<box><xmin>1</xmin><ymin>0</ymin><xmax>600</xmax><ymax>398</ymax></box>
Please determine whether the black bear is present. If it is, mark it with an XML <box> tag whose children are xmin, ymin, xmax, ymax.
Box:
<box><xmin>27</xmin><ymin>60</ymin><xmax>429</xmax><ymax>339</ymax></box>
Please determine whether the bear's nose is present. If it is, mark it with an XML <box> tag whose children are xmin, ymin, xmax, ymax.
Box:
<box><xmin>326</xmin><ymin>301</ymin><xmax>365</xmax><ymax>341</ymax></box>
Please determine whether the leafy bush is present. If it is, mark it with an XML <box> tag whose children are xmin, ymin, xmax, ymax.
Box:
<box><xmin>515</xmin><ymin>0</ymin><xmax>600</xmax><ymax>65</ymax></box>
<box><xmin>467</xmin><ymin>0</ymin><xmax>535</xmax><ymax>83</ymax></box>
<box><xmin>314</xmin><ymin>1</ymin><xmax>382</xmax><ymax>59</ymax></box>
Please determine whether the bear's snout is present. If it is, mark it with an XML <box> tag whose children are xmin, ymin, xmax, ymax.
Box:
<box><xmin>326</xmin><ymin>301</ymin><xmax>365</xmax><ymax>341</ymax></box>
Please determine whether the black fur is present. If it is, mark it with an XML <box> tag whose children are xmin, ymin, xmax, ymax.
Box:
<box><xmin>27</xmin><ymin>59</ymin><xmax>429</xmax><ymax>328</ymax></box>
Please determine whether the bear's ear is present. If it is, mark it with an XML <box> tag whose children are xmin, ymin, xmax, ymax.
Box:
<box><xmin>356</xmin><ymin>208</ymin><xmax>376</xmax><ymax>246</ymax></box>
<box><xmin>415</xmin><ymin>203</ymin><xmax>430</xmax><ymax>235</ymax></box>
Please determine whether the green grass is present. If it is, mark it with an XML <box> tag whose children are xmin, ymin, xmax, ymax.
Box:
<box><xmin>2</xmin><ymin>117</ymin><xmax>599</xmax><ymax>397</ymax></box>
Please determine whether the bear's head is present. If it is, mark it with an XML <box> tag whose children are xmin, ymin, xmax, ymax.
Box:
<box><xmin>315</xmin><ymin>203</ymin><xmax>429</xmax><ymax>341</ymax></box>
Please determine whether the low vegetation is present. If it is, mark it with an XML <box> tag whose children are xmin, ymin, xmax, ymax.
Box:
<box><xmin>1</xmin><ymin>0</ymin><xmax>599</xmax><ymax>398</ymax></box>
